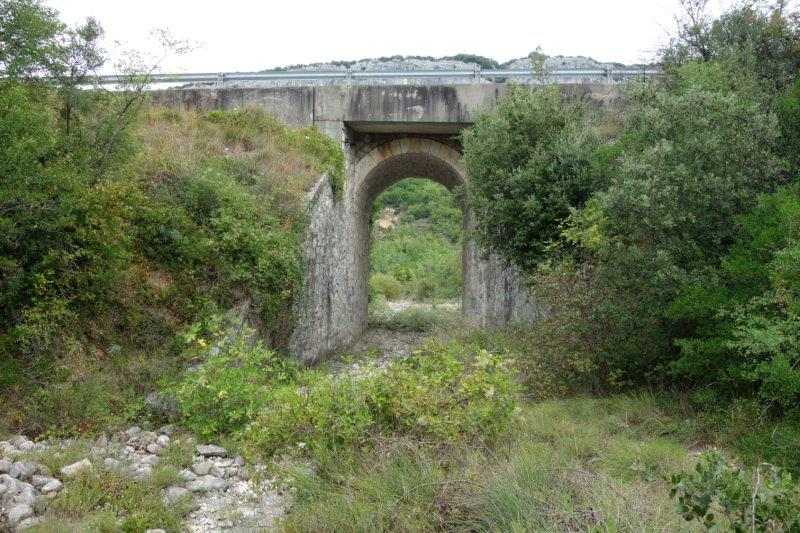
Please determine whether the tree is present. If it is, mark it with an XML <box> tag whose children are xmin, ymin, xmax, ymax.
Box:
<box><xmin>462</xmin><ymin>85</ymin><xmax>603</xmax><ymax>270</ymax></box>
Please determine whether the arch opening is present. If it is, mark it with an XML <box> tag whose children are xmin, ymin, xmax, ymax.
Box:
<box><xmin>349</xmin><ymin>139</ymin><xmax>473</xmax><ymax>337</ymax></box>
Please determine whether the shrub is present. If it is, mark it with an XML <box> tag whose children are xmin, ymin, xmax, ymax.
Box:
<box><xmin>462</xmin><ymin>85</ymin><xmax>603</xmax><ymax>270</ymax></box>
<box><xmin>174</xmin><ymin>331</ymin><xmax>298</xmax><ymax>439</ymax></box>
<box><xmin>670</xmin><ymin>186</ymin><xmax>800</xmax><ymax>408</ymax></box>
<box><xmin>174</xmin><ymin>335</ymin><xmax>518</xmax><ymax>459</ymax></box>
<box><xmin>670</xmin><ymin>450</ymin><xmax>800</xmax><ymax>531</ymax></box>
<box><xmin>368</xmin><ymin>272</ymin><xmax>402</xmax><ymax>301</ymax></box>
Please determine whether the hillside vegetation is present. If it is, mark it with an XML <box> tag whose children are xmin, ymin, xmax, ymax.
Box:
<box><xmin>1</xmin><ymin>71</ymin><xmax>342</xmax><ymax>435</ymax></box>
<box><xmin>3</xmin><ymin>0</ymin><xmax>800</xmax><ymax>531</ymax></box>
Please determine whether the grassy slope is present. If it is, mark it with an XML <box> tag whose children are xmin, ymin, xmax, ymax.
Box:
<box><xmin>1</xmin><ymin>105</ymin><xmax>340</xmax><ymax>437</ymax></box>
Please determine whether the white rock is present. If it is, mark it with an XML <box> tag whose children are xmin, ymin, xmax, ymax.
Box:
<box><xmin>163</xmin><ymin>485</ymin><xmax>190</xmax><ymax>504</ymax></box>
<box><xmin>196</xmin><ymin>444</ymin><xmax>227</xmax><ymax>457</ymax></box>
<box><xmin>60</xmin><ymin>458</ymin><xmax>92</xmax><ymax>478</ymax></box>
<box><xmin>41</xmin><ymin>479</ymin><xmax>63</xmax><ymax>494</ymax></box>
<box><xmin>157</xmin><ymin>425</ymin><xmax>175</xmax><ymax>436</ymax></box>
<box><xmin>145</xmin><ymin>530</ymin><xmax>166</xmax><ymax>533</ymax></box>
<box><xmin>7</xmin><ymin>503</ymin><xmax>33</xmax><ymax>526</ymax></box>
<box><xmin>191</xmin><ymin>461</ymin><xmax>212</xmax><ymax>476</ymax></box>
<box><xmin>31</xmin><ymin>475</ymin><xmax>52</xmax><ymax>488</ymax></box>
<box><xmin>156</xmin><ymin>435</ymin><xmax>170</xmax><ymax>447</ymax></box>
<box><xmin>0</xmin><ymin>459</ymin><xmax>12</xmax><ymax>473</ymax></box>
<box><xmin>16</xmin><ymin>516</ymin><xmax>43</xmax><ymax>530</ymax></box>
<box><xmin>186</xmin><ymin>475</ymin><xmax>228</xmax><ymax>493</ymax></box>
<box><xmin>179</xmin><ymin>469</ymin><xmax>197</xmax><ymax>482</ymax></box>
<box><xmin>126</xmin><ymin>426</ymin><xmax>142</xmax><ymax>438</ymax></box>
<box><xmin>146</xmin><ymin>443</ymin><xmax>161</xmax><ymax>454</ymax></box>
<box><xmin>233</xmin><ymin>456</ymin><xmax>245</xmax><ymax>467</ymax></box>
<box><xmin>9</xmin><ymin>461</ymin><xmax>37</xmax><ymax>481</ymax></box>
<box><xmin>140</xmin><ymin>454</ymin><xmax>160</xmax><ymax>466</ymax></box>
<box><xmin>104</xmin><ymin>458</ymin><xmax>122</xmax><ymax>470</ymax></box>
<box><xmin>12</xmin><ymin>483</ymin><xmax>37</xmax><ymax>506</ymax></box>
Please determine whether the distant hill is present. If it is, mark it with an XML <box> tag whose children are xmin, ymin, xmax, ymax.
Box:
<box><xmin>266</xmin><ymin>53</ymin><xmax>651</xmax><ymax>72</ymax></box>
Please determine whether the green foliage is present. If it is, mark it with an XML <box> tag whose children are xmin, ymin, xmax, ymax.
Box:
<box><xmin>175</xmin><ymin>329</ymin><xmax>297</xmax><ymax>438</ymax></box>
<box><xmin>173</xmin><ymin>330</ymin><xmax>518</xmax><ymax>460</ymax></box>
<box><xmin>670</xmin><ymin>186</ymin><xmax>800</xmax><ymax>408</ymax></box>
<box><xmin>544</xmin><ymin>60</ymin><xmax>788</xmax><ymax>388</ymax></box>
<box><xmin>777</xmin><ymin>77</ymin><xmax>800</xmax><ymax>176</ymax></box>
<box><xmin>0</xmin><ymin>0</ymin><xmax>342</xmax><ymax>435</ymax></box>
<box><xmin>369</xmin><ymin>178</ymin><xmax>462</xmax><ymax>301</ymax></box>
<box><xmin>284</xmin><ymin>395</ymin><xmax>696</xmax><ymax>533</ymax></box>
<box><xmin>663</xmin><ymin>1</ymin><xmax>800</xmax><ymax>93</ymax></box>
<box><xmin>0</xmin><ymin>0</ymin><xmax>64</xmax><ymax>78</ymax></box>
<box><xmin>462</xmin><ymin>85</ymin><xmax>603</xmax><ymax>270</ymax></box>
<box><xmin>367</xmin><ymin>302</ymin><xmax>461</xmax><ymax>332</ymax></box>
<box><xmin>41</xmin><ymin>468</ymin><xmax>191</xmax><ymax>532</ymax></box>
<box><xmin>670</xmin><ymin>451</ymin><xmax>800</xmax><ymax>532</ymax></box>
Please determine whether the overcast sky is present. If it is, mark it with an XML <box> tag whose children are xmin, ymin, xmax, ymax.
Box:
<box><xmin>47</xmin><ymin>0</ymin><xmax>748</xmax><ymax>73</ymax></box>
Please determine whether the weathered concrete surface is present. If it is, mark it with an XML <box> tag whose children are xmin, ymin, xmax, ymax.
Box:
<box><xmin>150</xmin><ymin>83</ymin><xmax>620</xmax><ymax>129</ymax></box>
<box><xmin>289</xmin><ymin>139</ymin><xmax>538</xmax><ymax>362</ymax></box>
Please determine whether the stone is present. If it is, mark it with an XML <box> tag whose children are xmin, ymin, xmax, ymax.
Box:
<box><xmin>12</xmin><ymin>483</ymin><xmax>37</xmax><ymax>506</ymax></box>
<box><xmin>196</xmin><ymin>444</ymin><xmax>227</xmax><ymax>457</ymax></box>
<box><xmin>60</xmin><ymin>458</ymin><xmax>92</xmax><ymax>477</ymax></box>
<box><xmin>41</xmin><ymin>479</ymin><xmax>63</xmax><ymax>494</ymax></box>
<box><xmin>140</xmin><ymin>431</ymin><xmax>158</xmax><ymax>445</ymax></box>
<box><xmin>132</xmin><ymin>465</ymin><xmax>152</xmax><ymax>479</ymax></box>
<box><xmin>156</xmin><ymin>435</ymin><xmax>170</xmax><ymax>447</ymax></box>
<box><xmin>145</xmin><ymin>530</ymin><xmax>166</xmax><ymax>533</ymax></box>
<box><xmin>0</xmin><ymin>441</ymin><xmax>15</xmax><ymax>456</ymax></box>
<box><xmin>191</xmin><ymin>461</ymin><xmax>212</xmax><ymax>476</ymax></box>
<box><xmin>126</xmin><ymin>426</ymin><xmax>142</xmax><ymax>438</ymax></box>
<box><xmin>157</xmin><ymin>425</ymin><xmax>175</xmax><ymax>436</ymax></box>
<box><xmin>7</xmin><ymin>504</ymin><xmax>33</xmax><ymax>526</ymax></box>
<box><xmin>186</xmin><ymin>475</ymin><xmax>228</xmax><ymax>493</ymax></box>
<box><xmin>140</xmin><ymin>454</ymin><xmax>160</xmax><ymax>466</ymax></box>
<box><xmin>163</xmin><ymin>485</ymin><xmax>190</xmax><ymax>504</ymax></box>
<box><xmin>31</xmin><ymin>475</ymin><xmax>52</xmax><ymax>488</ymax></box>
<box><xmin>9</xmin><ymin>461</ymin><xmax>37</xmax><ymax>481</ymax></box>
<box><xmin>179</xmin><ymin>469</ymin><xmax>197</xmax><ymax>482</ymax></box>
<box><xmin>146</xmin><ymin>443</ymin><xmax>161</xmax><ymax>454</ymax></box>
<box><xmin>103</xmin><ymin>458</ymin><xmax>122</xmax><ymax>470</ymax></box>
<box><xmin>233</xmin><ymin>456</ymin><xmax>245</xmax><ymax>467</ymax></box>
<box><xmin>0</xmin><ymin>458</ymin><xmax>11</xmax><ymax>473</ymax></box>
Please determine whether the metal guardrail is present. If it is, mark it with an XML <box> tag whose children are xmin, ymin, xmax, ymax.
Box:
<box><xmin>94</xmin><ymin>68</ymin><xmax>660</xmax><ymax>86</ymax></box>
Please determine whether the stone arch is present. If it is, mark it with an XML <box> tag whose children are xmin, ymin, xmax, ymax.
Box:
<box><xmin>289</xmin><ymin>137</ymin><xmax>538</xmax><ymax>363</ymax></box>
<box><xmin>347</xmin><ymin>138</ymin><xmax>471</xmax><ymax>336</ymax></box>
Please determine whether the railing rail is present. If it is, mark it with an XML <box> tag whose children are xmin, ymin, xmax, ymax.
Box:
<box><xmin>92</xmin><ymin>67</ymin><xmax>660</xmax><ymax>86</ymax></box>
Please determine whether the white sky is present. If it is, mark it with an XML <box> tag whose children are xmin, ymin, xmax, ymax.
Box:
<box><xmin>47</xmin><ymin>0</ymin><xmax>747</xmax><ymax>73</ymax></box>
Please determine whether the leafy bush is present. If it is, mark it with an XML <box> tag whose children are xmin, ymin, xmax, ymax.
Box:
<box><xmin>368</xmin><ymin>272</ymin><xmax>402</xmax><ymax>301</ymax></box>
<box><xmin>174</xmin><ymin>332</ymin><xmax>298</xmax><ymax>439</ymax></box>
<box><xmin>670</xmin><ymin>186</ymin><xmax>800</xmax><ymax>408</ymax></box>
<box><xmin>173</xmin><ymin>331</ymin><xmax>518</xmax><ymax>459</ymax></box>
<box><xmin>670</xmin><ymin>450</ymin><xmax>800</xmax><ymax>531</ymax></box>
<box><xmin>369</xmin><ymin>226</ymin><xmax>461</xmax><ymax>301</ymax></box>
<box><xmin>0</xmin><ymin>0</ymin><xmax>343</xmax><ymax>435</ymax></box>
<box><xmin>462</xmin><ymin>85</ymin><xmax>603</xmax><ymax>270</ymax></box>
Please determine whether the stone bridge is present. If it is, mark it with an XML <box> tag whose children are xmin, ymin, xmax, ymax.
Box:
<box><xmin>152</xmin><ymin>82</ymin><xmax>620</xmax><ymax>361</ymax></box>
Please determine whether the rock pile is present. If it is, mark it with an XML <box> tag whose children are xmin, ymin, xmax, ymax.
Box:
<box><xmin>0</xmin><ymin>429</ymin><xmax>285</xmax><ymax>531</ymax></box>
<box><xmin>0</xmin><ymin>435</ymin><xmax>61</xmax><ymax>530</ymax></box>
